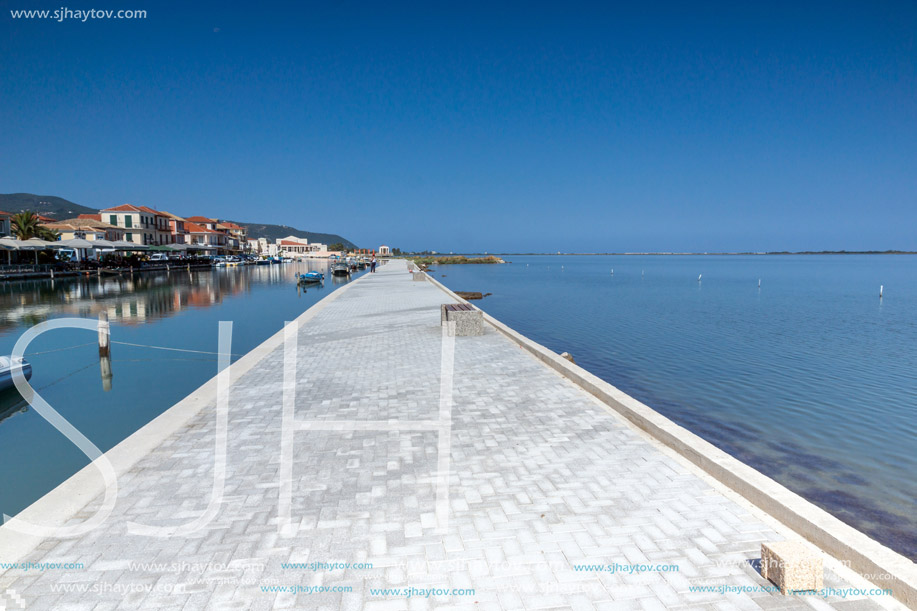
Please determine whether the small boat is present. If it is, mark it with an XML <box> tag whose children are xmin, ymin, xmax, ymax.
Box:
<box><xmin>331</xmin><ymin>261</ymin><xmax>350</xmax><ymax>276</ymax></box>
<box><xmin>0</xmin><ymin>356</ymin><xmax>32</xmax><ymax>392</ymax></box>
<box><xmin>255</xmin><ymin>258</ymin><xmax>271</xmax><ymax>265</ymax></box>
<box><xmin>298</xmin><ymin>271</ymin><xmax>324</xmax><ymax>284</ymax></box>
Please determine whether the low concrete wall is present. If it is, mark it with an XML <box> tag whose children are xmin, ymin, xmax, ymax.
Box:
<box><xmin>425</xmin><ymin>272</ymin><xmax>917</xmax><ymax>609</ymax></box>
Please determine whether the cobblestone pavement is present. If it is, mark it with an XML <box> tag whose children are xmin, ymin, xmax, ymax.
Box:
<box><xmin>0</xmin><ymin>260</ymin><xmax>889</xmax><ymax>610</ymax></box>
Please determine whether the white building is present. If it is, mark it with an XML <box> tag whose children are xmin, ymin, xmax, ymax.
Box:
<box><xmin>255</xmin><ymin>237</ymin><xmax>278</xmax><ymax>256</ymax></box>
<box><xmin>378</xmin><ymin>245</ymin><xmax>391</xmax><ymax>255</ymax></box>
<box><xmin>275</xmin><ymin>236</ymin><xmax>329</xmax><ymax>257</ymax></box>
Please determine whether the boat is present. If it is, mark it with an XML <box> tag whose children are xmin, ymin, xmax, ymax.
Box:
<box><xmin>0</xmin><ymin>356</ymin><xmax>32</xmax><ymax>392</ymax></box>
<box><xmin>255</xmin><ymin>258</ymin><xmax>271</xmax><ymax>265</ymax></box>
<box><xmin>331</xmin><ymin>261</ymin><xmax>350</xmax><ymax>276</ymax></box>
<box><xmin>298</xmin><ymin>271</ymin><xmax>324</xmax><ymax>284</ymax></box>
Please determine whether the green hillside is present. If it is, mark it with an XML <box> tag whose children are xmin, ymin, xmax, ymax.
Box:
<box><xmin>232</xmin><ymin>222</ymin><xmax>356</xmax><ymax>250</ymax></box>
<box><xmin>0</xmin><ymin>193</ymin><xmax>98</xmax><ymax>219</ymax></box>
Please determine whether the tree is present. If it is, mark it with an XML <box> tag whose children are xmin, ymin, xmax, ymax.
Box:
<box><xmin>11</xmin><ymin>211</ymin><xmax>40</xmax><ymax>239</ymax></box>
<box><xmin>10</xmin><ymin>211</ymin><xmax>59</xmax><ymax>241</ymax></box>
<box><xmin>328</xmin><ymin>242</ymin><xmax>345</xmax><ymax>252</ymax></box>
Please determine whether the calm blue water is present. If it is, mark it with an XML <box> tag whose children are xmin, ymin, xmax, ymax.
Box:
<box><xmin>0</xmin><ymin>262</ymin><xmax>362</xmax><ymax>518</ymax></box>
<box><xmin>438</xmin><ymin>255</ymin><xmax>917</xmax><ymax>559</ymax></box>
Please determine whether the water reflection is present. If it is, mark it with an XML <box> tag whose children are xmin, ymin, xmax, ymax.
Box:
<box><xmin>0</xmin><ymin>388</ymin><xmax>28</xmax><ymax>425</ymax></box>
<box><xmin>0</xmin><ymin>262</ymin><xmax>338</xmax><ymax>335</ymax></box>
<box><xmin>0</xmin><ymin>260</ymin><xmax>353</xmax><ymax>414</ymax></box>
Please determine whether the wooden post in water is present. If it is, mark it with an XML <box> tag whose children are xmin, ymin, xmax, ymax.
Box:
<box><xmin>880</xmin><ymin>285</ymin><xmax>884</xmax><ymax>298</ymax></box>
<box><xmin>98</xmin><ymin>311</ymin><xmax>111</xmax><ymax>357</ymax></box>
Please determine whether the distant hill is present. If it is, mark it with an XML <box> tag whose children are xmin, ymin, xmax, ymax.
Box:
<box><xmin>0</xmin><ymin>193</ymin><xmax>98</xmax><ymax>219</ymax></box>
<box><xmin>228</xmin><ymin>221</ymin><xmax>356</xmax><ymax>249</ymax></box>
<box><xmin>0</xmin><ymin>193</ymin><xmax>357</xmax><ymax>248</ymax></box>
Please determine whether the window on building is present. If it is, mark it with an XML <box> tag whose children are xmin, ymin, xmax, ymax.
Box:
<box><xmin>125</xmin><ymin>216</ymin><xmax>132</xmax><ymax>228</ymax></box>
<box><xmin>126</xmin><ymin>232</ymin><xmax>133</xmax><ymax>241</ymax></box>
<box><xmin>109</xmin><ymin>215</ymin><xmax>117</xmax><ymax>226</ymax></box>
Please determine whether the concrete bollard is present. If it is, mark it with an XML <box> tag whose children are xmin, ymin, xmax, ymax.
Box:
<box><xmin>761</xmin><ymin>541</ymin><xmax>823</xmax><ymax>595</ymax></box>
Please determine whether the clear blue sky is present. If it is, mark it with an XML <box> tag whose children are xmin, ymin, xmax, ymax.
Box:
<box><xmin>2</xmin><ymin>1</ymin><xmax>915</xmax><ymax>252</ymax></box>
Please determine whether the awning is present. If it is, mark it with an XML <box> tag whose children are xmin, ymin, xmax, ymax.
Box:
<box><xmin>111</xmin><ymin>241</ymin><xmax>150</xmax><ymax>251</ymax></box>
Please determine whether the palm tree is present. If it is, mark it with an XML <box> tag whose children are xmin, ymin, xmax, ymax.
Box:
<box><xmin>10</xmin><ymin>211</ymin><xmax>40</xmax><ymax>239</ymax></box>
<box><xmin>38</xmin><ymin>226</ymin><xmax>60</xmax><ymax>241</ymax></box>
<box><xmin>9</xmin><ymin>211</ymin><xmax>59</xmax><ymax>242</ymax></box>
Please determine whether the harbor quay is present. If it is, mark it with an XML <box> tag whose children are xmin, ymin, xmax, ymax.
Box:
<box><xmin>0</xmin><ymin>259</ymin><xmax>909</xmax><ymax>610</ymax></box>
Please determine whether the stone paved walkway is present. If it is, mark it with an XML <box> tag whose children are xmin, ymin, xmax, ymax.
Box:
<box><xmin>0</xmin><ymin>260</ymin><xmax>890</xmax><ymax>610</ymax></box>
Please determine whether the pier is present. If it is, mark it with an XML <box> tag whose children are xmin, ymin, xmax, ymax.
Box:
<box><xmin>0</xmin><ymin>259</ymin><xmax>908</xmax><ymax>610</ymax></box>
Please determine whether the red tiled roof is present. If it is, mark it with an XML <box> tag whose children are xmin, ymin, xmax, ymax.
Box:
<box><xmin>280</xmin><ymin>240</ymin><xmax>305</xmax><ymax>246</ymax></box>
<box><xmin>219</xmin><ymin>222</ymin><xmax>243</xmax><ymax>230</ymax></box>
<box><xmin>185</xmin><ymin>216</ymin><xmax>215</xmax><ymax>223</ymax></box>
<box><xmin>185</xmin><ymin>222</ymin><xmax>217</xmax><ymax>234</ymax></box>
<box><xmin>0</xmin><ymin>210</ymin><xmax>10</xmax><ymax>216</ymax></box>
<box><xmin>101</xmin><ymin>204</ymin><xmax>143</xmax><ymax>212</ymax></box>
<box><xmin>138</xmin><ymin>205</ymin><xmax>168</xmax><ymax>216</ymax></box>
<box><xmin>78</xmin><ymin>214</ymin><xmax>102</xmax><ymax>221</ymax></box>
<box><xmin>37</xmin><ymin>214</ymin><xmax>57</xmax><ymax>222</ymax></box>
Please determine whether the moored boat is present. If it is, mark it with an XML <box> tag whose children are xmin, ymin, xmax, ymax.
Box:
<box><xmin>331</xmin><ymin>261</ymin><xmax>350</xmax><ymax>276</ymax></box>
<box><xmin>0</xmin><ymin>356</ymin><xmax>32</xmax><ymax>392</ymax></box>
<box><xmin>298</xmin><ymin>271</ymin><xmax>324</xmax><ymax>284</ymax></box>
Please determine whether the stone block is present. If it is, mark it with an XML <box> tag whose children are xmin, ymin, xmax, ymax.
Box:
<box><xmin>760</xmin><ymin>541</ymin><xmax>823</xmax><ymax>594</ymax></box>
<box><xmin>441</xmin><ymin>305</ymin><xmax>483</xmax><ymax>336</ymax></box>
<box><xmin>412</xmin><ymin>272</ymin><xmax>426</xmax><ymax>281</ymax></box>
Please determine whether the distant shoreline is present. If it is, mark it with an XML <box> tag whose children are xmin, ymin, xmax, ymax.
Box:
<box><xmin>433</xmin><ymin>250</ymin><xmax>917</xmax><ymax>256</ymax></box>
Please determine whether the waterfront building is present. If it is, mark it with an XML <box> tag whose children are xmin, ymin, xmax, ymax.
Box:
<box><xmin>184</xmin><ymin>221</ymin><xmax>227</xmax><ymax>252</ymax></box>
<box><xmin>378</xmin><ymin>245</ymin><xmax>391</xmax><ymax>255</ymax></box>
<box><xmin>100</xmin><ymin>204</ymin><xmax>163</xmax><ymax>246</ymax></box>
<box><xmin>217</xmin><ymin>221</ymin><xmax>248</xmax><ymax>252</ymax></box>
<box><xmin>159</xmin><ymin>211</ymin><xmax>189</xmax><ymax>244</ymax></box>
<box><xmin>41</xmin><ymin>217</ymin><xmax>125</xmax><ymax>241</ymax></box>
<box><xmin>137</xmin><ymin>206</ymin><xmax>173</xmax><ymax>245</ymax></box>
<box><xmin>275</xmin><ymin>235</ymin><xmax>328</xmax><ymax>257</ymax></box>
<box><xmin>186</xmin><ymin>216</ymin><xmax>237</xmax><ymax>253</ymax></box>
<box><xmin>0</xmin><ymin>210</ymin><xmax>10</xmax><ymax>237</ymax></box>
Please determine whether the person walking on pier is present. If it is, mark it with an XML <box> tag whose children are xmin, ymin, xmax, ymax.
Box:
<box><xmin>370</xmin><ymin>254</ymin><xmax>377</xmax><ymax>273</ymax></box>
